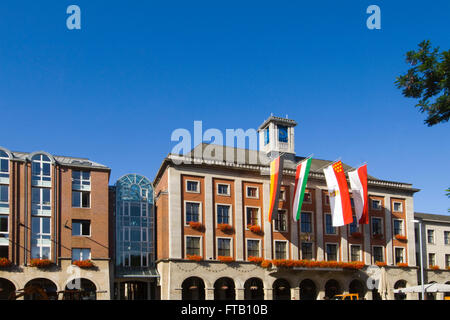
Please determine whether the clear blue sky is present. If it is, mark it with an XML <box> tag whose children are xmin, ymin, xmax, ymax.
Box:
<box><xmin>0</xmin><ymin>1</ymin><xmax>449</xmax><ymax>214</ymax></box>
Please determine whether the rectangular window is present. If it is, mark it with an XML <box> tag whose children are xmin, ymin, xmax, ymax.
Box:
<box><xmin>349</xmin><ymin>215</ymin><xmax>358</xmax><ymax>234</ymax></box>
<box><xmin>427</xmin><ymin>230</ymin><xmax>435</xmax><ymax>244</ymax></box>
<box><xmin>247</xmin><ymin>239</ymin><xmax>260</xmax><ymax>258</ymax></box>
<box><xmin>217</xmin><ymin>184</ymin><xmax>230</xmax><ymax>196</ymax></box>
<box><xmin>274</xmin><ymin>241</ymin><xmax>287</xmax><ymax>260</ymax></box>
<box><xmin>444</xmin><ymin>231</ymin><xmax>450</xmax><ymax>245</ymax></box>
<box><xmin>303</xmin><ymin>192</ymin><xmax>312</xmax><ymax>203</ymax></box>
<box><xmin>72</xmin><ymin>171</ymin><xmax>91</xmax><ymax>187</ymax></box>
<box><xmin>301</xmin><ymin>242</ymin><xmax>313</xmax><ymax>260</ymax></box>
<box><xmin>373</xmin><ymin>246</ymin><xmax>384</xmax><ymax>263</ymax></box>
<box><xmin>445</xmin><ymin>254</ymin><xmax>450</xmax><ymax>269</ymax></box>
<box><xmin>264</xmin><ymin>127</ymin><xmax>270</xmax><ymax>145</ymax></box>
<box><xmin>246</xmin><ymin>186</ymin><xmax>258</xmax><ymax>199</ymax></box>
<box><xmin>371</xmin><ymin>199</ymin><xmax>382</xmax><ymax>210</ymax></box>
<box><xmin>372</xmin><ymin>217</ymin><xmax>383</xmax><ymax>236</ymax></box>
<box><xmin>428</xmin><ymin>253</ymin><xmax>435</xmax><ymax>267</ymax></box>
<box><xmin>185</xmin><ymin>202</ymin><xmax>200</xmax><ymax>224</ymax></box>
<box><xmin>217</xmin><ymin>205</ymin><xmax>230</xmax><ymax>225</ymax></box>
<box><xmin>217</xmin><ymin>238</ymin><xmax>231</xmax><ymax>257</ymax></box>
<box><xmin>393</xmin><ymin>202</ymin><xmax>403</xmax><ymax>212</ymax></box>
<box><xmin>32</xmin><ymin>187</ymin><xmax>51</xmax><ymax>212</ymax></box>
<box><xmin>351</xmin><ymin>245</ymin><xmax>361</xmax><ymax>262</ymax></box>
<box><xmin>325</xmin><ymin>214</ymin><xmax>336</xmax><ymax>235</ymax></box>
<box><xmin>31</xmin><ymin>216</ymin><xmax>51</xmax><ymax>260</ymax></box>
<box><xmin>0</xmin><ymin>159</ymin><xmax>9</xmax><ymax>176</ymax></box>
<box><xmin>0</xmin><ymin>215</ymin><xmax>8</xmax><ymax>234</ymax></box>
<box><xmin>72</xmin><ymin>248</ymin><xmax>91</xmax><ymax>261</ymax></box>
<box><xmin>278</xmin><ymin>125</ymin><xmax>288</xmax><ymax>143</ymax></box>
<box><xmin>186</xmin><ymin>180</ymin><xmax>199</xmax><ymax>193</ymax></box>
<box><xmin>300</xmin><ymin>212</ymin><xmax>312</xmax><ymax>233</ymax></box>
<box><xmin>0</xmin><ymin>246</ymin><xmax>7</xmax><ymax>259</ymax></box>
<box><xmin>274</xmin><ymin>210</ymin><xmax>287</xmax><ymax>232</ymax></box>
<box><xmin>72</xmin><ymin>191</ymin><xmax>90</xmax><ymax>208</ymax></box>
<box><xmin>246</xmin><ymin>207</ymin><xmax>259</xmax><ymax>226</ymax></box>
<box><xmin>0</xmin><ymin>185</ymin><xmax>8</xmax><ymax>204</ymax></box>
<box><xmin>326</xmin><ymin>243</ymin><xmax>338</xmax><ymax>261</ymax></box>
<box><xmin>186</xmin><ymin>237</ymin><xmax>201</xmax><ymax>256</ymax></box>
<box><xmin>393</xmin><ymin>220</ymin><xmax>404</xmax><ymax>236</ymax></box>
<box><xmin>72</xmin><ymin>220</ymin><xmax>91</xmax><ymax>236</ymax></box>
<box><xmin>395</xmin><ymin>247</ymin><xmax>404</xmax><ymax>264</ymax></box>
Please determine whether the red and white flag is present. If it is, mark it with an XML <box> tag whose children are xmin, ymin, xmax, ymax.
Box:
<box><xmin>348</xmin><ymin>164</ymin><xmax>369</xmax><ymax>225</ymax></box>
<box><xmin>323</xmin><ymin>161</ymin><xmax>353</xmax><ymax>227</ymax></box>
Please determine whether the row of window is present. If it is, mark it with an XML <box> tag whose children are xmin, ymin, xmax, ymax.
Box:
<box><xmin>263</xmin><ymin>125</ymin><xmax>289</xmax><ymax>146</ymax></box>
<box><xmin>426</xmin><ymin>229</ymin><xmax>450</xmax><ymax>245</ymax></box>
<box><xmin>184</xmin><ymin>235</ymin><xmax>404</xmax><ymax>264</ymax></box>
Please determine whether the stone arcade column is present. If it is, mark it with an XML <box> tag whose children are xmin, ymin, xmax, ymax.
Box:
<box><xmin>264</xmin><ymin>288</ymin><xmax>273</xmax><ymax>300</ymax></box>
<box><xmin>206</xmin><ymin>287</ymin><xmax>215</xmax><ymax>300</ymax></box>
<box><xmin>236</xmin><ymin>288</ymin><xmax>245</xmax><ymax>300</ymax></box>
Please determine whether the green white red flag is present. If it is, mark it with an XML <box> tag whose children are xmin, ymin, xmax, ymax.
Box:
<box><xmin>292</xmin><ymin>157</ymin><xmax>312</xmax><ymax>222</ymax></box>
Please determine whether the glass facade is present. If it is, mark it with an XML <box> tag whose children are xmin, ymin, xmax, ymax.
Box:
<box><xmin>115</xmin><ymin>174</ymin><xmax>154</xmax><ymax>268</ymax></box>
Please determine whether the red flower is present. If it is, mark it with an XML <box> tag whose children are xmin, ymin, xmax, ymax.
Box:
<box><xmin>186</xmin><ymin>254</ymin><xmax>203</xmax><ymax>261</ymax></box>
<box><xmin>376</xmin><ymin>261</ymin><xmax>388</xmax><ymax>267</ymax></box>
<box><xmin>397</xmin><ymin>262</ymin><xmax>409</xmax><ymax>268</ymax></box>
<box><xmin>73</xmin><ymin>260</ymin><xmax>95</xmax><ymax>269</ymax></box>
<box><xmin>30</xmin><ymin>258</ymin><xmax>53</xmax><ymax>268</ymax></box>
<box><xmin>0</xmin><ymin>258</ymin><xmax>12</xmax><ymax>268</ymax></box>
<box><xmin>429</xmin><ymin>265</ymin><xmax>440</xmax><ymax>270</ymax></box>
<box><xmin>217</xmin><ymin>256</ymin><xmax>234</xmax><ymax>263</ymax></box>
<box><xmin>260</xmin><ymin>260</ymin><xmax>272</xmax><ymax>268</ymax></box>
<box><xmin>248</xmin><ymin>256</ymin><xmax>263</xmax><ymax>264</ymax></box>
<box><xmin>395</xmin><ymin>234</ymin><xmax>407</xmax><ymax>241</ymax></box>
<box><xmin>248</xmin><ymin>225</ymin><xmax>263</xmax><ymax>235</ymax></box>
<box><xmin>189</xmin><ymin>221</ymin><xmax>205</xmax><ymax>232</ymax></box>
<box><xmin>217</xmin><ymin>223</ymin><xmax>234</xmax><ymax>234</ymax></box>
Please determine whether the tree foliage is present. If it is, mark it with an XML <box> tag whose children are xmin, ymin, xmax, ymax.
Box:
<box><xmin>395</xmin><ymin>40</ymin><xmax>450</xmax><ymax>126</ymax></box>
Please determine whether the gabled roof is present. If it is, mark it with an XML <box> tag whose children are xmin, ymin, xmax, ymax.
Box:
<box><xmin>414</xmin><ymin>212</ymin><xmax>450</xmax><ymax>223</ymax></box>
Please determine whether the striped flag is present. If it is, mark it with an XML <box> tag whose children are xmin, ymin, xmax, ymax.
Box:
<box><xmin>268</xmin><ymin>156</ymin><xmax>284</xmax><ymax>221</ymax></box>
<box><xmin>323</xmin><ymin>161</ymin><xmax>353</xmax><ymax>226</ymax></box>
<box><xmin>348</xmin><ymin>164</ymin><xmax>369</xmax><ymax>225</ymax></box>
<box><xmin>292</xmin><ymin>158</ymin><xmax>312</xmax><ymax>222</ymax></box>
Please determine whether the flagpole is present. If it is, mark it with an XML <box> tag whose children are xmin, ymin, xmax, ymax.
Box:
<box><xmin>296</xmin><ymin>154</ymin><xmax>314</xmax><ymax>165</ymax></box>
<box><xmin>344</xmin><ymin>161</ymin><xmax>367</xmax><ymax>174</ymax></box>
<box><xmin>315</xmin><ymin>157</ymin><xmax>341</xmax><ymax>172</ymax></box>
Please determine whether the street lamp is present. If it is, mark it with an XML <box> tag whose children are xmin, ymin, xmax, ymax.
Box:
<box><xmin>413</xmin><ymin>219</ymin><xmax>425</xmax><ymax>300</ymax></box>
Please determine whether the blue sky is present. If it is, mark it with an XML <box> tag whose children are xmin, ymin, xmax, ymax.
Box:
<box><xmin>0</xmin><ymin>1</ymin><xmax>449</xmax><ymax>214</ymax></box>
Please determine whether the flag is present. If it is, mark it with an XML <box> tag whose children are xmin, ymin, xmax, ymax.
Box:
<box><xmin>348</xmin><ymin>164</ymin><xmax>369</xmax><ymax>225</ymax></box>
<box><xmin>268</xmin><ymin>156</ymin><xmax>284</xmax><ymax>221</ymax></box>
<box><xmin>323</xmin><ymin>161</ymin><xmax>353</xmax><ymax>226</ymax></box>
<box><xmin>292</xmin><ymin>157</ymin><xmax>312</xmax><ymax>222</ymax></box>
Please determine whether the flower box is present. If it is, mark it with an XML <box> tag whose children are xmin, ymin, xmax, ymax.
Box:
<box><xmin>429</xmin><ymin>265</ymin><xmax>440</xmax><ymax>270</ymax></box>
<box><xmin>372</xmin><ymin>233</ymin><xmax>383</xmax><ymax>240</ymax></box>
<box><xmin>376</xmin><ymin>261</ymin><xmax>388</xmax><ymax>267</ymax></box>
<box><xmin>217</xmin><ymin>223</ymin><xmax>234</xmax><ymax>234</ymax></box>
<box><xmin>30</xmin><ymin>258</ymin><xmax>54</xmax><ymax>268</ymax></box>
<box><xmin>189</xmin><ymin>221</ymin><xmax>205</xmax><ymax>232</ymax></box>
<box><xmin>186</xmin><ymin>254</ymin><xmax>203</xmax><ymax>261</ymax></box>
<box><xmin>397</xmin><ymin>263</ymin><xmax>409</xmax><ymax>268</ymax></box>
<box><xmin>260</xmin><ymin>260</ymin><xmax>272</xmax><ymax>268</ymax></box>
<box><xmin>0</xmin><ymin>258</ymin><xmax>12</xmax><ymax>268</ymax></box>
<box><xmin>395</xmin><ymin>234</ymin><xmax>407</xmax><ymax>241</ymax></box>
<box><xmin>72</xmin><ymin>260</ymin><xmax>95</xmax><ymax>269</ymax></box>
<box><xmin>248</xmin><ymin>256</ymin><xmax>264</xmax><ymax>264</ymax></box>
<box><xmin>217</xmin><ymin>256</ymin><xmax>234</xmax><ymax>263</ymax></box>
<box><xmin>247</xmin><ymin>225</ymin><xmax>263</xmax><ymax>235</ymax></box>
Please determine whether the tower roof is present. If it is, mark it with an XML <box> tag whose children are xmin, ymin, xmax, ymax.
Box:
<box><xmin>258</xmin><ymin>115</ymin><xmax>297</xmax><ymax>131</ymax></box>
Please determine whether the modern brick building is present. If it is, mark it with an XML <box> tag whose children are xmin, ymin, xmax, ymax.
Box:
<box><xmin>153</xmin><ymin>116</ymin><xmax>422</xmax><ymax>300</ymax></box>
<box><xmin>0</xmin><ymin>147</ymin><xmax>112</xmax><ymax>300</ymax></box>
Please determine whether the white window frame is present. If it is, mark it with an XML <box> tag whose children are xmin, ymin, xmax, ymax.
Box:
<box><xmin>72</xmin><ymin>248</ymin><xmax>91</xmax><ymax>261</ymax></box>
<box><xmin>31</xmin><ymin>154</ymin><xmax>52</xmax><ymax>186</ymax></box>
<box><xmin>325</xmin><ymin>242</ymin><xmax>339</xmax><ymax>261</ymax></box>
<box><xmin>350</xmin><ymin>244</ymin><xmax>362</xmax><ymax>262</ymax></box>
<box><xmin>0</xmin><ymin>151</ymin><xmax>9</xmax><ymax>183</ymax></box>
<box><xmin>216</xmin><ymin>237</ymin><xmax>233</xmax><ymax>258</ymax></box>
<box><xmin>184</xmin><ymin>200</ymin><xmax>203</xmax><ymax>225</ymax></box>
<box><xmin>372</xmin><ymin>245</ymin><xmax>385</xmax><ymax>264</ymax></box>
<box><xmin>31</xmin><ymin>216</ymin><xmax>51</xmax><ymax>260</ymax></box>
<box><xmin>185</xmin><ymin>235</ymin><xmax>203</xmax><ymax>257</ymax></box>
<box><xmin>393</xmin><ymin>219</ymin><xmax>404</xmax><ymax>236</ymax></box>
<box><xmin>245</xmin><ymin>206</ymin><xmax>261</xmax><ymax>229</ymax></box>
<box><xmin>0</xmin><ymin>184</ymin><xmax>9</xmax><ymax>214</ymax></box>
<box><xmin>216</xmin><ymin>183</ymin><xmax>231</xmax><ymax>196</ymax></box>
<box><xmin>72</xmin><ymin>219</ymin><xmax>91</xmax><ymax>237</ymax></box>
<box><xmin>185</xmin><ymin>179</ymin><xmax>200</xmax><ymax>193</ymax></box>
<box><xmin>428</xmin><ymin>253</ymin><xmax>436</xmax><ymax>267</ymax></box>
<box><xmin>392</xmin><ymin>201</ymin><xmax>403</xmax><ymax>212</ymax></box>
<box><xmin>246</xmin><ymin>186</ymin><xmax>259</xmax><ymax>199</ymax></box>
<box><xmin>371</xmin><ymin>199</ymin><xmax>382</xmax><ymax>211</ymax></box>
<box><xmin>72</xmin><ymin>170</ymin><xmax>91</xmax><ymax>191</ymax></box>
<box><xmin>325</xmin><ymin>213</ymin><xmax>336</xmax><ymax>235</ymax></box>
<box><xmin>32</xmin><ymin>187</ymin><xmax>52</xmax><ymax>215</ymax></box>
<box><xmin>300</xmin><ymin>241</ymin><xmax>314</xmax><ymax>260</ymax></box>
<box><xmin>427</xmin><ymin>229</ymin><xmax>435</xmax><ymax>244</ymax></box>
<box><xmin>246</xmin><ymin>238</ymin><xmax>261</xmax><ymax>259</ymax></box>
<box><xmin>0</xmin><ymin>214</ymin><xmax>8</xmax><ymax>235</ymax></box>
<box><xmin>444</xmin><ymin>231</ymin><xmax>450</xmax><ymax>245</ymax></box>
<box><xmin>273</xmin><ymin>209</ymin><xmax>288</xmax><ymax>233</ymax></box>
<box><xmin>215</xmin><ymin>203</ymin><xmax>232</xmax><ymax>226</ymax></box>
<box><xmin>72</xmin><ymin>190</ymin><xmax>91</xmax><ymax>209</ymax></box>
<box><xmin>274</xmin><ymin>240</ymin><xmax>289</xmax><ymax>260</ymax></box>
<box><xmin>371</xmin><ymin>217</ymin><xmax>384</xmax><ymax>236</ymax></box>
<box><xmin>394</xmin><ymin>246</ymin><xmax>405</xmax><ymax>264</ymax></box>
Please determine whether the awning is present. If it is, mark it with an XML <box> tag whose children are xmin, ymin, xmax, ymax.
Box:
<box><xmin>394</xmin><ymin>283</ymin><xmax>450</xmax><ymax>293</ymax></box>
<box><xmin>115</xmin><ymin>266</ymin><xmax>160</xmax><ymax>279</ymax></box>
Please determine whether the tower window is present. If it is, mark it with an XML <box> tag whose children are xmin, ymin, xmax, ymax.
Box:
<box><xmin>278</xmin><ymin>125</ymin><xmax>288</xmax><ymax>143</ymax></box>
<box><xmin>264</xmin><ymin>127</ymin><xmax>270</xmax><ymax>145</ymax></box>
